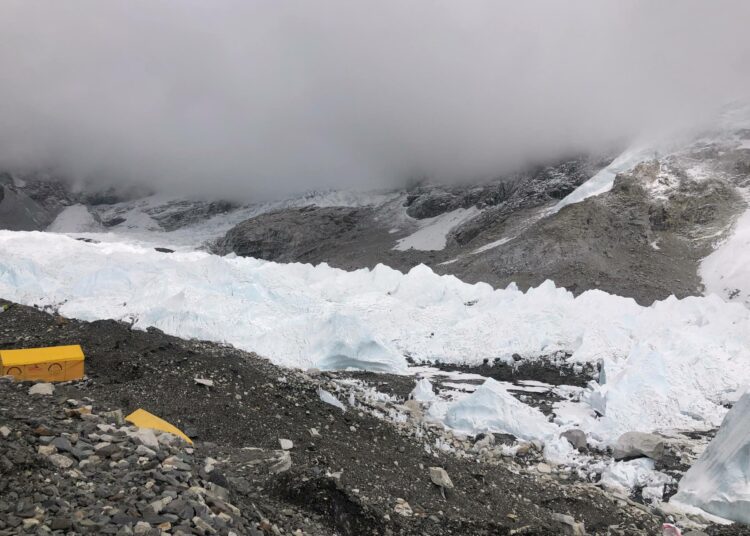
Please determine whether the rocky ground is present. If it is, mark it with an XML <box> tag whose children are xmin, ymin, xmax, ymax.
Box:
<box><xmin>3</xmin><ymin>300</ymin><xmax>749</xmax><ymax>535</ymax></box>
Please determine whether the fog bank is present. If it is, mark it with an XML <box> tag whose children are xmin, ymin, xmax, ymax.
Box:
<box><xmin>1</xmin><ymin>1</ymin><xmax>749</xmax><ymax>199</ymax></box>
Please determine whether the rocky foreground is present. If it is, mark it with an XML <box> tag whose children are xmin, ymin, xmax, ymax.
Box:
<box><xmin>1</xmin><ymin>300</ymin><xmax>747</xmax><ymax>535</ymax></box>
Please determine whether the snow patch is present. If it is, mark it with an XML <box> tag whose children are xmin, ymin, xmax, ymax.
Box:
<box><xmin>700</xmin><ymin>192</ymin><xmax>750</xmax><ymax>308</ymax></box>
<box><xmin>471</xmin><ymin>236</ymin><xmax>512</xmax><ymax>255</ymax></box>
<box><xmin>395</xmin><ymin>207</ymin><xmax>480</xmax><ymax>251</ymax></box>
<box><xmin>47</xmin><ymin>205</ymin><xmax>102</xmax><ymax>233</ymax></box>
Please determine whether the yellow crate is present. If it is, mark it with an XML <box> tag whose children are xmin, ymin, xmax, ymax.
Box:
<box><xmin>0</xmin><ymin>345</ymin><xmax>85</xmax><ymax>382</ymax></box>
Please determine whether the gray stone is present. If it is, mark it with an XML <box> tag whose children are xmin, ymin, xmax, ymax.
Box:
<box><xmin>136</xmin><ymin>445</ymin><xmax>157</xmax><ymax>458</ymax></box>
<box><xmin>48</xmin><ymin>454</ymin><xmax>74</xmax><ymax>469</ymax></box>
<box><xmin>278</xmin><ymin>438</ymin><xmax>293</xmax><ymax>450</ymax></box>
<box><xmin>129</xmin><ymin>428</ymin><xmax>160</xmax><ymax>450</ymax></box>
<box><xmin>551</xmin><ymin>512</ymin><xmax>586</xmax><ymax>536</ymax></box>
<box><xmin>0</xmin><ymin>426</ymin><xmax>10</xmax><ymax>438</ymax></box>
<box><xmin>429</xmin><ymin>467</ymin><xmax>454</xmax><ymax>489</ymax></box>
<box><xmin>536</xmin><ymin>463</ymin><xmax>552</xmax><ymax>474</ymax></box>
<box><xmin>269</xmin><ymin>451</ymin><xmax>292</xmax><ymax>474</ymax></box>
<box><xmin>194</xmin><ymin>378</ymin><xmax>214</xmax><ymax>388</ymax></box>
<box><xmin>101</xmin><ymin>409</ymin><xmax>125</xmax><ymax>425</ymax></box>
<box><xmin>561</xmin><ymin>429</ymin><xmax>587</xmax><ymax>450</ymax></box>
<box><xmin>28</xmin><ymin>383</ymin><xmax>55</xmax><ymax>396</ymax></box>
<box><xmin>613</xmin><ymin>431</ymin><xmax>665</xmax><ymax>461</ymax></box>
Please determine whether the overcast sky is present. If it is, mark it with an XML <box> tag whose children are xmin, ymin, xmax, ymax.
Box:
<box><xmin>1</xmin><ymin>1</ymin><xmax>749</xmax><ymax>199</ymax></box>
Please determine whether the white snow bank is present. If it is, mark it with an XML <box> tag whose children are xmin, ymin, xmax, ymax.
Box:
<box><xmin>599</xmin><ymin>458</ymin><xmax>672</xmax><ymax>501</ymax></box>
<box><xmin>672</xmin><ymin>391</ymin><xmax>750</xmax><ymax>523</ymax></box>
<box><xmin>2</xmin><ymin>231</ymin><xmax>750</xmax><ymax>446</ymax></box>
<box><xmin>395</xmin><ymin>207</ymin><xmax>480</xmax><ymax>251</ymax></box>
<box><xmin>47</xmin><ymin>205</ymin><xmax>102</xmax><ymax>233</ymax></box>
<box><xmin>439</xmin><ymin>378</ymin><xmax>557</xmax><ymax>441</ymax></box>
<box><xmin>700</xmin><ymin>197</ymin><xmax>750</xmax><ymax>308</ymax></box>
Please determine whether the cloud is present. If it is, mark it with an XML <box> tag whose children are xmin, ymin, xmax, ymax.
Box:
<box><xmin>0</xmin><ymin>0</ymin><xmax>748</xmax><ymax>199</ymax></box>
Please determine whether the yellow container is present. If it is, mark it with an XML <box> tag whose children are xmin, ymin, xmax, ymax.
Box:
<box><xmin>0</xmin><ymin>345</ymin><xmax>85</xmax><ymax>382</ymax></box>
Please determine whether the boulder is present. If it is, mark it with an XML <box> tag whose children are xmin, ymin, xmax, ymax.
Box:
<box><xmin>551</xmin><ymin>512</ymin><xmax>586</xmax><ymax>535</ymax></box>
<box><xmin>429</xmin><ymin>467</ymin><xmax>454</xmax><ymax>489</ymax></box>
<box><xmin>28</xmin><ymin>383</ymin><xmax>55</xmax><ymax>396</ymax></box>
<box><xmin>561</xmin><ymin>429</ymin><xmax>587</xmax><ymax>450</ymax></box>
<box><xmin>612</xmin><ymin>431</ymin><xmax>664</xmax><ymax>461</ymax></box>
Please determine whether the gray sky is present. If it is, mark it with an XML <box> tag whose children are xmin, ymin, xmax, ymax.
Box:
<box><xmin>1</xmin><ymin>1</ymin><xmax>749</xmax><ymax>199</ymax></box>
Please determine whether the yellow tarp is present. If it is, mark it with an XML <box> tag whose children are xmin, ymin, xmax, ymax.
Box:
<box><xmin>125</xmin><ymin>409</ymin><xmax>193</xmax><ymax>445</ymax></box>
<box><xmin>0</xmin><ymin>345</ymin><xmax>85</xmax><ymax>382</ymax></box>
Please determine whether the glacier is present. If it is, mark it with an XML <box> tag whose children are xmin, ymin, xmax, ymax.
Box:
<box><xmin>1</xmin><ymin>230</ymin><xmax>750</xmax><ymax>450</ymax></box>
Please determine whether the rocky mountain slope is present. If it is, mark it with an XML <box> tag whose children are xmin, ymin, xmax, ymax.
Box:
<box><xmin>5</xmin><ymin>118</ymin><xmax>749</xmax><ymax>306</ymax></box>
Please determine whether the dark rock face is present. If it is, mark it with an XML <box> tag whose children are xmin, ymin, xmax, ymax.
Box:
<box><xmin>213</xmin><ymin>206</ymin><xmax>371</xmax><ymax>262</ymax></box>
<box><xmin>444</xmin><ymin>161</ymin><xmax>745</xmax><ymax>304</ymax></box>
<box><xmin>147</xmin><ymin>200</ymin><xmax>237</xmax><ymax>231</ymax></box>
<box><xmin>405</xmin><ymin>191</ymin><xmax>460</xmax><ymax>219</ymax></box>
<box><xmin>0</xmin><ymin>185</ymin><xmax>57</xmax><ymax>231</ymax></box>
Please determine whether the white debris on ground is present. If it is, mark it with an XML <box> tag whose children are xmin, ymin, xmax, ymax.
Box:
<box><xmin>671</xmin><ymin>391</ymin><xmax>750</xmax><ymax>524</ymax></box>
<box><xmin>394</xmin><ymin>207</ymin><xmax>480</xmax><ymax>251</ymax></box>
<box><xmin>432</xmin><ymin>378</ymin><xmax>557</xmax><ymax>442</ymax></box>
<box><xmin>410</xmin><ymin>378</ymin><xmax>437</xmax><ymax>402</ymax></box>
<box><xmin>317</xmin><ymin>388</ymin><xmax>347</xmax><ymax>412</ymax></box>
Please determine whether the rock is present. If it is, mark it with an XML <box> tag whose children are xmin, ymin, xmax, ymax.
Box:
<box><xmin>279</xmin><ymin>438</ymin><xmax>293</xmax><ymax>450</ymax></box>
<box><xmin>130</xmin><ymin>428</ymin><xmax>160</xmax><ymax>450</ymax></box>
<box><xmin>561</xmin><ymin>429</ymin><xmax>587</xmax><ymax>450</ymax></box>
<box><xmin>192</xmin><ymin>516</ymin><xmax>217</xmax><ymax>534</ymax></box>
<box><xmin>204</xmin><ymin>457</ymin><xmax>217</xmax><ymax>473</ymax></box>
<box><xmin>22</xmin><ymin>518</ymin><xmax>40</xmax><ymax>530</ymax></box>
<box><xmin>28</xmin><ymin>382</ymin><xmax>55</xmax><ymax>396</ymax></box>
<box><xmin>37</xmin><ymin>445</ymin><xmax>56</xmax><ymax>456</ymax></box>
<box><xmin>403</xmin><ymin>399</ymin><xmax>423</xmax><ymax>419</ymax></box>
<box><xmin>406</xmin><ymin>191</ymin><xmax>459</xmax><ymax>219</ymax></box>
<box><xmin>473</xmin><ymin>433</ymin><xmax>495</xmax><ymax>451</ymax></box>
<box><xmin>136</xmin><ymin>445</ymin><xmax>157</xmax><ymax>458</ymax></box>
<box><xmin>48</xmin><ymin>454</ymin><xmax>74</xmax><ymax>469</ymax></box>
<box><xmin>309</xmin><ymin>428</ymin><xmax>320</xmax><ymax>438</ymax></box>
<box><xmin>612</xmin><ymin>431</ymin><xmax>665</xmax><ymax>461</ymax></box>
<box><xmin>194</xmin><ymin>378</ymin><xmax>214</xmax><ymax>388</ymax></box>
<box><xmin>213</xmin><ymin>206</ymin><xmax>369</xmax><ymax>262</ymax></box>
<box><xmin>0</xmin><ymin>426</ymin><xmax>10</xmax><ymax>438</ymax></box>
<box><xmin>133</xmin><ymin>521</ymin><xmax>152</xmax><ymax>535</ymax></box>
<box><xmin>551</xmin><ymin>512</ymin><xmax>586</xmax><ymax>535</ymax></box>
<box><xmin>269</xmin><ymin>451</ymin><xmax>292</xmax><ymax>474</ymax></box>
<box><xmin>101</xmin><ymin>409</ymin><xmax>125</xmax><ymax>425</ymax></box>
<box><xmin>50</xmin><ymin>517</ymin><xmax>72</xmax><ymax>530</ymax></box>
<box><xmin>394</xmin><ymin>498</ymin><xmax>413</xmax><ymax>517</ymax></box>
<box><xmin>429</xmin><ymin>467</ymin><xmax>454</xmax><ymax>489</ymax></box>
<box><xmin>536</xmin><ymin>463</ymin><xmax>552</xmax><ymax>474</ymax></box>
